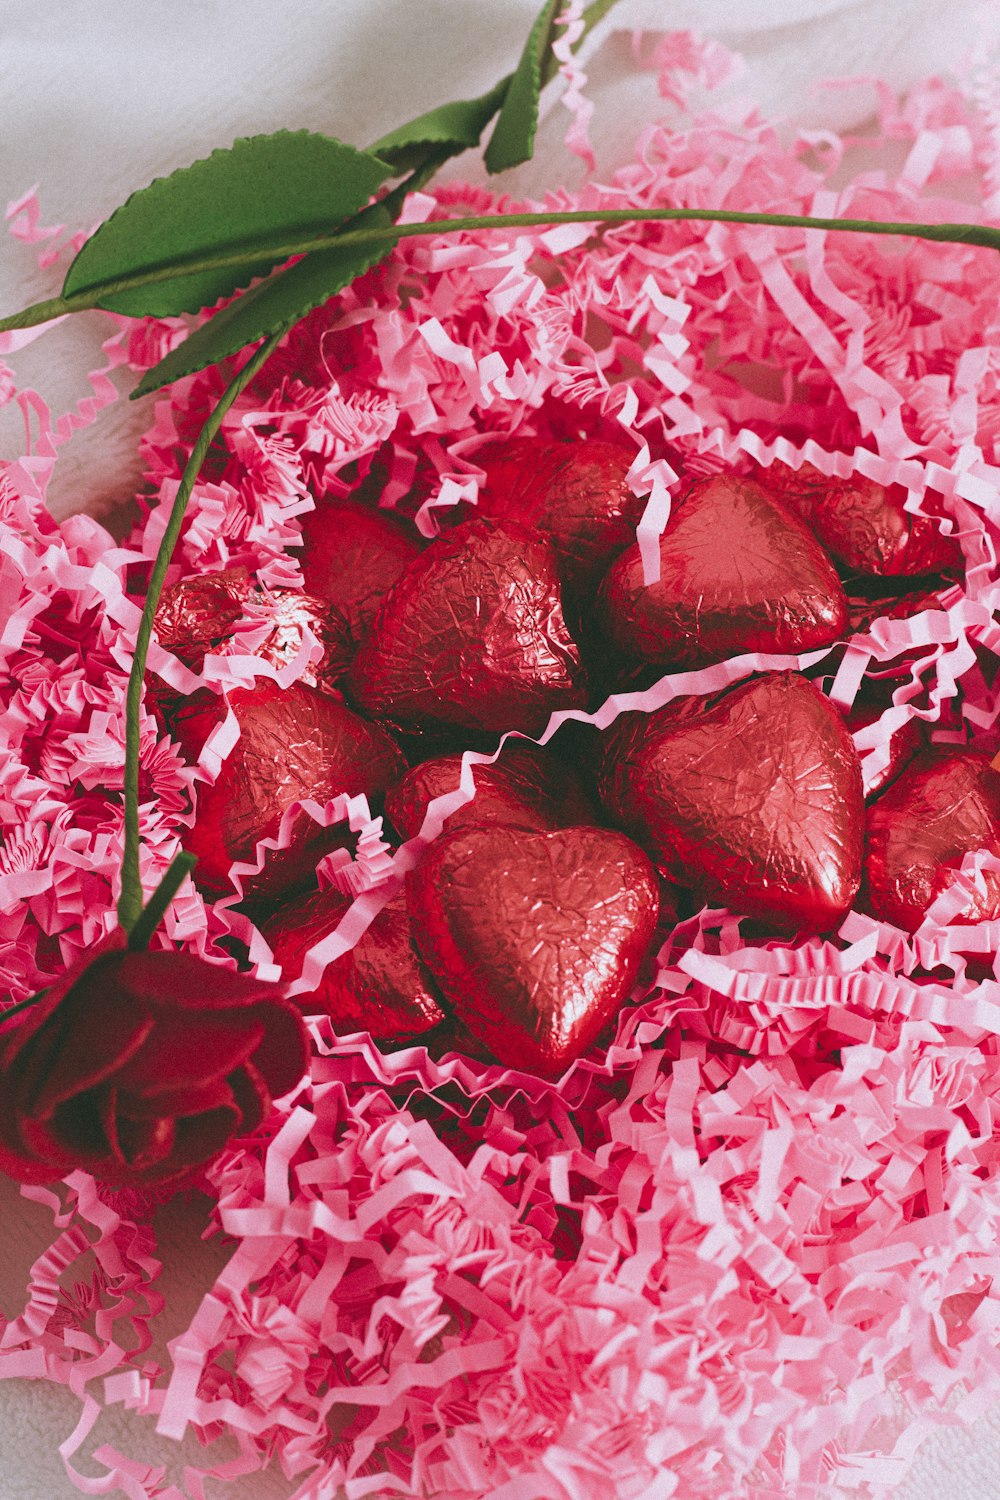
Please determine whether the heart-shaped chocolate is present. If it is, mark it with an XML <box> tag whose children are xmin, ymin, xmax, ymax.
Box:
<box><xmin>151</xmin><ymin>570</ymin><xmax>351</xmax><ymax>710</ymax></box>
<box><xmin>385</xmin><ymin>740</ymin><xmax>597</xmax><ymax>840</ymax></box>
<box><xmin>865</xmin><ymin>750</ymin><xmax>1000</xmax><ymax>930</ymax></box>
<box><xmin>348</xmin><ymin>518</ymin><xmax>588</xmax><ymax>737</ymax></box>
<box><xmin>154</xmin><ymin>566</ymin><xmax>252</xmax><ymax>669</ymax></box>
<box><xmin>597</xmin><ymin>475</ymin><xmax>847</xmax><ymax>666</ymax></box>
<box><xmin>407</xmin><ymin>824</ymin><xmax>659</xmax><ymax>1077</ymax></box>
<box><xmin>261</xmin><ymin>887</ymin><xmax>445</xmax><ymax>1040</ymax></box>
<box><xmin>474</xmin><ymin>437</ymin><xmax>645</xmax><ymax>593</ymax></box>
<box><xmin>180</xmin><ymin>680</ymin><xmax>406</xmax><ymax>897</ymax></box>
<box><xmin>299</xmin><ymin>498</ymin><xmax>423</xmax><ymax>650</ymax></box>
<box><xmin>759</xmin><ymin>462</ymin><xmax>963</xmax><ymax>578</ymax></box>
<box><xmin>600</xmin><ymin>672</ymin><xmax>864</xmax><ymax>931</ymax></box>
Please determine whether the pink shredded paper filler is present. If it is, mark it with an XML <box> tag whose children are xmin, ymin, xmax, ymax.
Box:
<box><xmin>5</xmin><ymin>34</ymin><xmax>1000</xmax><ymax>1500</ymax></box>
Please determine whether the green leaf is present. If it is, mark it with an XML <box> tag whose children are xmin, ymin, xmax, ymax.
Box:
<box><xmin>64</xmin><ymin>132</ymin><xmax>394</xmax><ymax>318</ymax></box>
<box><xmin>131</xmin><ymin>201</ymin><xmax>397</xmax><ymax>397</ymax></box>
<box><xmin>483</xmin><ymin>0</ymin><xmax>562</xmax><ymax>174</ymax></box>
<box><xmin>371</xmin><ymin>77</ymin><xmax>510</xmax><ymax>172</ymax></box>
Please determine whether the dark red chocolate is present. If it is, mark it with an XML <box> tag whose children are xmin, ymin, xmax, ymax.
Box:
<box><xmin>385</xmin><ymin>740</ymin><xmax>597</xmax><ymax>840</ymax></box>
<box><xmin>182</xmin><ymin>680</ymin><xmax>405</xmax><ymax>897</ymax></box>
<box><xmin>597</xmin><ymin>475</ymin><xmax>847</xmax><ymax>666</ymax></box>
<box><xmin>262</xmin><ymin>887</ymin><xmax>445</xmax><ymax>1040</ymax></box>
<box><xmin>299</xmin><ymin>498</ymin><xmax>423</xmax><ymax>648</ymax></box>
<box><xmin>475</xmin><ymin>436</ymin><xmax>645</xmax><ymax>591</ymax></box>
<box><xmin>866</xmin><ymin>750</ymin><xmax>1000</xmax><ymax>931</ymax></box>
<box><xmin>348</xmin><ymin>518</ymin><xmax>588</xmax><ymax>737</ymax></box>
<box><xmin>599</xmin><ymin>672</ymin><xmax>864</xmax><ymax>932</ymax></box>
<box><xmin>407</xmin><ymin>823</ymin><xmax>660</xmax><ymax>1077</ymax></box>
<box><xmin>760</xmin><ymin>462</ymin><xmax>963</xmax><ymax>578</ymax></box>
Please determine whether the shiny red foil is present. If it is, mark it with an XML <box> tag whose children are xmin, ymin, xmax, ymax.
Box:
<box><xmin>865</xmin><ymin>749</ymin><xmax>1000</xmax><ymax>930</ymax></box>
<box><xmin>598</xmin><ymin>475</ymin><xmax>847</xmax><ymax>666</ymax></box>
<box><xmin>182</xmin><ymin>680</ymin><xmax>405</xmax><ymax>897</ymax></box>
<box><xmin>261</xmin><ymin>887</ymin><xmax>445</xmax><ymax>1040</ymax></box>
<box><xmin>600</xmin><ymin>671</ymin><xmax>864</xmax><ymax>932</ymax></box>
<box><xmin>154</xmin><ymin>566</ymin><xmax>252</xmax><ymax>669</ymax></box>
<box><xmin>385</xmin><ymin>739</ymin><xmax>598</xmax><ymax>840</ymax></box>
<box><xmin>759</xmin><ymin>462</ymin><xmax>963</xmax><ymax>577</ymax></box>
<box><xmin>153</xmin><ymin>568</ymin><xmax>350</xmax><ymax>692</ymax></box>
<box><xmin>407</xmin><ymin>823</ymin><xmax>660</xmax><ymax>1077</ymax></box>
<box><xmin>299</xmin><ymin>497</ymin><xmax>423</xmax><ymax>648</ymax></box>
<box><xmin>348</xmin><ymin>518</ymin><xmax>588</xmax><ymax>737</ymax></box>
<box><xmin>253</xmin><ymin>589</ymin><xmax>352</xmax><ymax>693</ymax></box>
<box><xmin>475</xmin><ymin>436</ymin><xmax>645</xmax><ymax>592</ymax></box>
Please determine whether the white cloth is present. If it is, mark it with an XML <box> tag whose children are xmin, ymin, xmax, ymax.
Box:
<box><xmin>2</xmin><ymin>4</ymin><xmax>1000</xmax><ymax>1495</ymax></box>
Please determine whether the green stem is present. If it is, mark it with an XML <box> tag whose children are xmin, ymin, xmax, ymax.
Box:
<box><xmin>126</xmin><ymin>852</ymin><xmax>198</xmax><ymax>952</ymax></box>
<box><xmin>0</xmin><ymin>988</ymin><xmax>51</xmax><ymax>1025</ymax></box>
<box><xmin>116</xmin><ymin>325</ymin><xmax>288</xmax><ymax>932</ymax></box>
<box><xmin>4</xmin><ymin>204</ymin><xmax>999</xmax><ymax>337</ymax></box>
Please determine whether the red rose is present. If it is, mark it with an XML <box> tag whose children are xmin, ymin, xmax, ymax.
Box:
<box><xmin>0</xmin><ymin>932</ymin><xmax>308</xmax><ymax>1187</ymax></box>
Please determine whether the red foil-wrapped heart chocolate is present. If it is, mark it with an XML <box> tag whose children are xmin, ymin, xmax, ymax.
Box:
<box><xmin>261</xmin><ymin>887</ymin><xmax>445</xmax><ymax>1040</ymax></box>
<box><xmin>759</xmin><ymin>462</ymin><xmax>963</xmax><ymax>578</ymax></box>
<box><xmin>407</xmin><ymin>823</ymin><xmax>660</xmax><ymax>1077</ymax></box>
<box><xmin>385</xmin><ymin>740</ymin><xmax>597</xmax><ymax>839</ymax></box>
<box><xmin>597</xmin><ymin>476</ymin><xmax>847</xmax><ymax>666</ymax></box>
<box><xmin>865</xmin><ymin>750</ymin><xmax>1000</xmax><ymax>931</ymax></box>
<box><xmin>251</xmin><ymin>589</ymin><xmax>352</xmax><ymax>693</ymax></box>
<box><xmin>600</xmin><ymin>672</ymin><xmax>864</xmax><ymax>931</ymax></box>
<box><xmin>474</xmin><ymin>437</ymin><xmax>645</xmax><ymax>592</ymax></box>
<box><xmin>153</xmin><ymin>568</ymin><xmax>351</xmax><ymax>694</ymax></box>
<box><xmin>348</xmin><ymin>518</ymin><xmax>588</xmax><ymax>737</ymax></box>
<box><xmin>299</xmin><ymin>497</ymin><xmax>423</xmax><ymax>648</ymax></box>
<box><xmin>154</xmin><ymin>566</ymin><xmax>252</xmax><ymax>669</ymax></box>
<box><xmin>181</xmin><ymin>680</ymin><xmax>406</xmax><ymax>897</ymax></box>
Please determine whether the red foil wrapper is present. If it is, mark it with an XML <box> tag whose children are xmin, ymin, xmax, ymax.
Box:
<box><xmin>385</xmin><ymin>739</ymin><xmax>598</xmax><ymax>840</ymax></box>
<box><xmin>153</xmin><ymin>569</ymin><xmax>351</xmax><ymax>695</ymax></box>
<box><xmin>299</xmin><ymin>497</ymin><xmax>423</xmax><ymax>648</ymax></box>
<box><xmin>845</xmin><ymin>585</ymin><xmax>950</xmax><ymax>635</ymax></box>
<box><xmin>598</xmin><ymin>476</ymin><xmax>847</xmax><ymax>666</ymax></box>
<box><xmin>252</xmin><ymin>589</ymin><xmax>352</xmax><ymax>693</ymax></box>
<box><xmin>181</xmin><ymin>680</ymin><xmax>406</xmax><ymax>898</ymax></box>
<box><xmin>759</xmin><ymin>461</ymin><xmax>963</xmax><ymax>578</ymax></box>
<box><xmin>474</xmin><ymin>436</ymin><xmax>646</xmax><ymax>592</ymax></box>
<box><xmin>348</xmin><ymin>518</ymin><xmax>588</xmax><ymax>737</ymax></box>
<box><xmin>865</xmin><ymin>750</ymin><xmax>1000</xmax><ymax>931</ymax></box>
<box><xmin>600</xmin><ymin>671</ymin><xmax>864</xmax><ymax>932</ymax></box>
<box><xmin>407</xmin><ymin>823</ymin><xmax>660</xmax><ymax>1077</ymax></box>
<box><xmin>261</xmin><ymin>887</ymin><xmax>445</xmax><ymax>1041</ymax></box>
<box><xmin>153</xmin><ymin>566</ymin><xmax>252</xmax><ymax>670</ymax></box>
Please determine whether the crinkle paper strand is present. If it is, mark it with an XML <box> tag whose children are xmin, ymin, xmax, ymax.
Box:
<box><xmin>6</xmin><ymin>32</ymin><xmax>1000</xmax><ymax>1500</ymax></box>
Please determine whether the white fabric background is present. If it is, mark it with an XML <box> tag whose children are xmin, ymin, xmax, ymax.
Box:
<box><xmin>3</xmin><ymin>2</ymin><xmax>1000</xmax><ymax>1495</ymax></box>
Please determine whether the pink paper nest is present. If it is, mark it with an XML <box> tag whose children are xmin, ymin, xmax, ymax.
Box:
<box><xmin>5</xmin><ymin>35</ymin><xmax>1000</xmax><ymax>1500</ymax></box>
